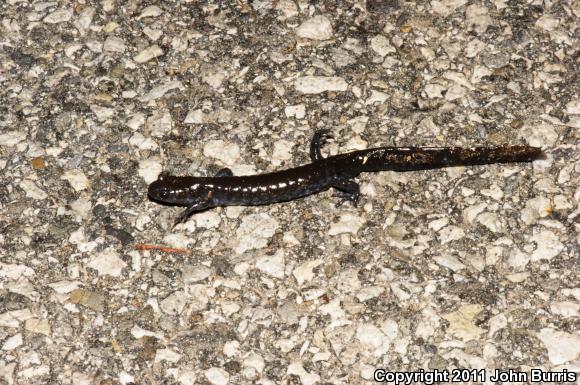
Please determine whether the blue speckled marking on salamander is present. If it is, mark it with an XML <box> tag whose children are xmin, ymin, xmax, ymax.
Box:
<box><xmin>148</xmin><ymin>130</ymin><xmax>545</xmax><ymax>224</ymax></box>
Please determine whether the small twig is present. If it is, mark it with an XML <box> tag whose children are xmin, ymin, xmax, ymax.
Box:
<box><xmin>134</xmin><ymin>243</ymin><xmax>190</xmax><ymax>254</ymax></box>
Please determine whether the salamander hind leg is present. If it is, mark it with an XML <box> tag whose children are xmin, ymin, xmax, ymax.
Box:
<box><xmin>174</xmin><ymin>199</ymin><xmax>211</xmax><ymax>227</ymax></box>
<box><xmin>215</xmin><ymin>168</ymin><xmax>233</xmax><ymax>177</ymax></box>
<box><xmin>310</xmin><ymin>129</ymin><xmax>333</xmax><ymax>162</ymax></box>
<box><xmin>332</xmin><ymin>179</ymin><xmax>360</xmax><ymax>207</ymax></box>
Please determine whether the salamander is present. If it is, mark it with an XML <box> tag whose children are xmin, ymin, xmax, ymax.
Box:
<box><xmin>148</xmin><ymin>130</ymin><xmax>545</xmax><ymax>224</ymax></box>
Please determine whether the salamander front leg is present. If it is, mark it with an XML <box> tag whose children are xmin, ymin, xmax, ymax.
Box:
<box><xmin>310</xmin><ymin>129</ymin><xmax>333</xmax><ymax>162</ymax></box>
<box><xmin>332</xmin><ymin>179</ymin><xmax>360</xmax><ymax>207</ymax></box>
<box><xmin>174</xmin><ymin>199</ymin><xmax>211</xmax><ymax>226</ymax></box>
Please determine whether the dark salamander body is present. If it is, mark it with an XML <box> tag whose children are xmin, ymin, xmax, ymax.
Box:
<box><xmin>148</xmin><ymin>130</ymin><xmax>545</xmax><ymax>224</ymax></box>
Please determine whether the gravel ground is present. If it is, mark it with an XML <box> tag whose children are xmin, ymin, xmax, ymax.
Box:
<box><xmin>1</xmin><ymin>1</ymin><xmax>579</xmax><ymax>385</ymax></box>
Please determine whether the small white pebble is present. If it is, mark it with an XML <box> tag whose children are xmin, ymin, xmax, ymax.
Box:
<box><xmin>433</xmin><ymin>254</ymin><xmax>466</xmax><ymax>272</ymax></box>
<box><xmin>287</xmin><ymin>363</ymin><xmax>320</xmax><ymax>385</ymax></box>
<box><xmin>428</xmin><ymin>218</ymin><xmax>449</xmax><ymax>231</ymax></box>
<box><xmin>235</xmin><ymin>213</ymin><xmax>279</xmax><ymax>254</ymax></box>
<box><xmin>0</xmin><ymin>131</ymin><xmax>27</xmax><ymax>147</ymax></box>
<box><xmin>550</xmin><ymin>301</ymin><xmax>579</xmax><ymax>318</ymax></box>
<box><xmin>272</xmin><ymin>140</ymin><xmax>293</xmax><ymax>164</ymax></box>
<box><xmin>90</xmin><ymin>105</ymin><xmax>114</xmax><ymax>121</ymax></box>
<box><xmin>536</xmin><ymin>328</ymin><xmax>580</xmax><ymax>365</ymax></box>
<box><xmin>223</xmin><ymin>341</ymin><xmax>240</xmax><ymax>357</ymax></box>
<box><xmin>125</xmin><ymin>113</ymin><xmax>146</xmax><ymax>130</ymax></box>
<box><xmin>565</xmin><ymin>99</ymin><xmax>580</xmax><ymax>114</ymax></box>
<box><xmin>154</xmin><ymin>348</ymin><xmax>181</xmax><ymax>363</ymax></box>
<box><xmin>177</xmin><ymin>370</ymin><xmax>196</xmax><ymax>385</ymax></box>
<box><xmin>477</xmin><ymin>212</ymin><xmax>503</xmax><ymax>233</ymax></box>
<box><xmin>183</xmin><ymin>109</ymin><xmax>208</xmax><ymax>124</ymax></box>
<box><xmin>255</xmin><ymin>250</ymin><xmax>285</xmax><ymax>279</ymax></box>
<box><xmin>243</xmin><ymin>352</ymin><xmax>265</xmax><ymax>374</ymax></box>
<box><xmin>205</xmin><ymin>368</ymin><xmax>229</xmax><ymax>385</ymax></box>
<box><xmin>295</xmin><ymin>15</ymin><xmax>333</xmax><ymax>40</ymax></box>
<box><xmin>292</xmin><ymin>259</ymin><xmax>323</xmax><ymax>285</ymax></box>
<box><xmin>284</xmin><ymin>104</ymin><xmax>306</xmax><ymax>119</ymax></box>
<box><xmin>295</xmin><ymin>76</ymin><xmax>348</xmax><ymax>94</ymax></box>
<box><xmin>48</xmin><ymin>280</ymin><xmax>82</xmax><ymax>294</ymax></box>
<box><xmin>43</xmin><ymin>8</ymin><xmax>73</xmax><ymax>23</ymax></box>
<box><xmin>138</xmin><ymin>5</ymin><xmax>163</xmax><ymax>19</ymax></box>
<box><xmin>438</xmin><ymin>225</ymin><xmax>465</xmax><ymax>244</ymax></box>
<box><xmin>134</xmin><ymin>45</ymin><xmax>163</xmax><ymax>63</ymax></box>
<box><xmin>195</xmin><ymin>211</ymin><xmax>221</xmax><ymax>229</ymax></box>
<box><xmin>141</xmin><ymin>80</ymin><xmax>182</xmax><ymax>102</ymax></box>
<box><xmin>20</xmin><ymin>179</ymin><xmax>48</xmax><ymax>200</ymax></box>
<box><xmin>61</xmin><ymin>170</ymin><xmax>90</xmax><ymax>192</ymax></box>
<box><xmin>119</xmin><ymin>372</ymin><xmax>134</xmax><ymax>385</ymax></box>
<box><xmin>74</xmin><ymin>7</ymin><xmax>95</xmax><ymax>34</ymax></box>
<box><xmin>424</xmin><ymin>83</ymin><xmax>447</xmax><ymax>98</ymax></box>
<box><xmin>103</xmin><ymin>36</ymin><xmax>126</xmax><ymax>53</ymax></box>
<box><xmin>87</xmin><ymin>250</ymin><xmax>127</xmax><ymax>277</ymax></box>
<box><xmin>530</xmin><ymin>230</ymin><xmax>564</xmax><ymax>261</ymax></box>
<box><xmin>328</xmin><ymin>213</ymin><xmax>365</xmax><ymax>235</ymax></box>
<box><xmin>160</xmin><ymin>292</ymin><xmax>187</xmax><ymax>315</ymax></box>
<box><xmin>465</xmin><ymin>4</ymin><xmax>492</xmax><ymax>33</ymax></box>
<box><xmin>431</xmin><ymin>0</ymin><xmax>467</xmax><ymax>17</ymax></box>
<box><xmin>182</xmin><ymin>265</ymin><xmax>212</xmax><ymax>283</ymax></box>
<box><xmin>202</xmin><ymin>67</ymin><xmax>227</xmax><ymax>89</ymax></box>
<box><xmin>203</xmin><ymin>140</ymin><xmax>240</xmax><ymax>165</ymax></box>
<box><xmin>520</xmin><ymin>196</ymin><xmax>552</xmax><ymax>225</ymax></box>
<box><xmin>163</xmin><ymin>233</ymin><xmax>193</xmax><ymax>249</ymax></box>
<box><xmin>138</xmin><ymin>159</ymin><xmax>162</xmax><ymax>184</ymax></box>
<box><xmin>369</xmin><ymin>35</ymin><xmax>396</xmax><ymax>57</ymax></box>
<box><xmin>2</xmin><ymin>333</ymin><xmax>23</xmax><ymax>350</ymax></box>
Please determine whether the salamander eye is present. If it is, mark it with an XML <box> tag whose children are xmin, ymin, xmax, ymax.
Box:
<box><xmin>158</xmin><ymin>172</ymin><xmax>169</xmax><ymax>181</ymax></box>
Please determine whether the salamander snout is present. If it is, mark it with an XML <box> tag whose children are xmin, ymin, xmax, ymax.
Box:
<box><xmin>148</xmin><ymin>178</ymin><xmax>172</xmax><ymax>203</ymax></box>
<box><xmin>148</xmin><ymin>174</ymin><xmax>207</xmax><ymax>206</ymax></box>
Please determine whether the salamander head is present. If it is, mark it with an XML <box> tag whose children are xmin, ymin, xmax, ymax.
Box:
<box><xmin>148</xmin><ymin>173</ymin><xmax>208</xmax><ymax>206</ymax></box>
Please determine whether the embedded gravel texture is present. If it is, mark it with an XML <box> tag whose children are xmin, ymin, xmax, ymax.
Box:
<box><xmin>1</xmin><ymin>1</ymin><xmax>579</xmax><ymax>385</ymax></box>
